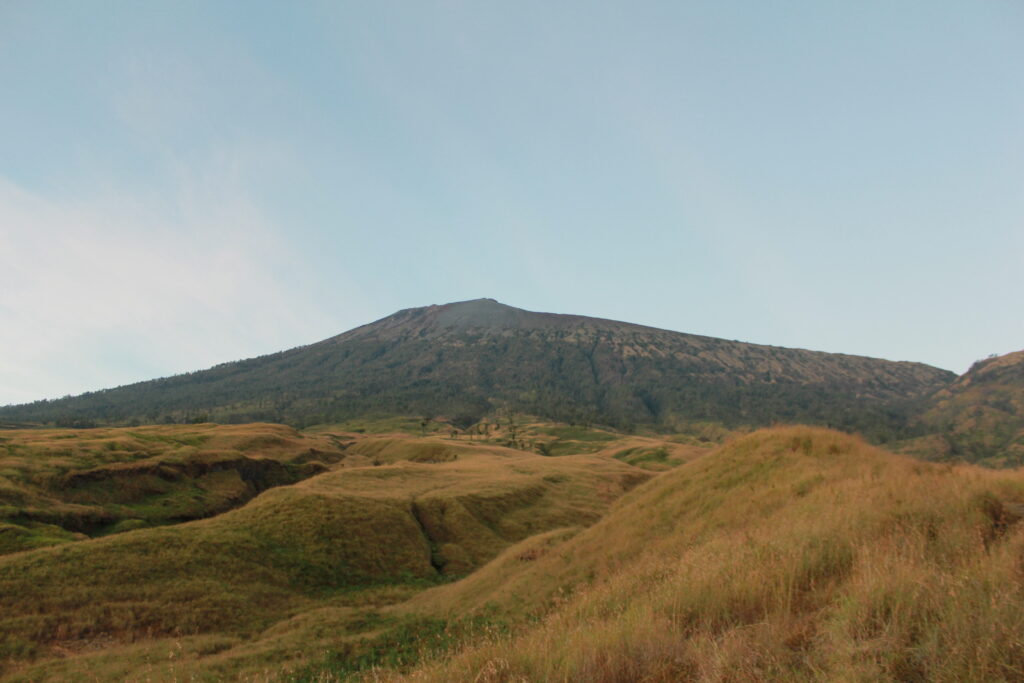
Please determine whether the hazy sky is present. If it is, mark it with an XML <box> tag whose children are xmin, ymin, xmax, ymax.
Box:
<box><xmin>2</xmin><ymin>1</ymin><xmax>1023</xmax><ymax>405</ymax></box>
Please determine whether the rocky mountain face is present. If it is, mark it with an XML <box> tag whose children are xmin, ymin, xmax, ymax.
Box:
<box><xmin>0</xmin><ymin>299</ymin><xmax>955</xmax><ymax>435</ymax></box>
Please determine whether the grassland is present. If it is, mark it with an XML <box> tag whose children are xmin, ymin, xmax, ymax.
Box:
<box><xmin>0</xmin><ymin>427</ymin><xmax>652</xmax><ymax>680</ymax></box>
<box><xmin>0</xmin><ymin>423</ymin><xmax>347</xmax><ymax>555</ymax></box>
<box><xmin>368</xmin><ymin>427</ymin><xmax>1024</xmax><ymax>682</ymax></box>
<box><xmin>412</xmin><ymin>417</ymin><xmax>714</xmax><ymax>469</ymax></box>
<box><xmin>8</xmin><ymin>422</ymin><xmax>1024</xmax><ymax>681</ymax></box>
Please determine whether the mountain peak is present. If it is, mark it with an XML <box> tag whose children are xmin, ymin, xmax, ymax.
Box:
<box><xmin>343</xmin><ymin>298</ymin><xmax>652</xmax><ymax>342</ymax></box>
<box><xmin>433</xmin><ymin>298</ymin><xmax>531</xmax><ymax>329</ymax></box>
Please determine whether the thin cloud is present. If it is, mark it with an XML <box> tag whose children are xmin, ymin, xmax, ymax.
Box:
<box><xmin>0</xmin><ymin>170</ymin><xmax>339</xmax><ymax>406</ymax></box>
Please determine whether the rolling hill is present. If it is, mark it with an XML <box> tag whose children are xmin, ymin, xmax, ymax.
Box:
<box><xmin>0</xmin><ymin>299</ymin><xmax>955</xmax><ymax>437</ymax></box>
<box><xmin>0</xmin><ymin>428</ymin><xmax>652</xmax><ymax>679</ymax></box>
<box><xmin>901</xmin><ymin>349</ymin><xmax>1024</xmax><ymax>466</ymax></box>
<box><xmin>6</xmin><ymin>426</ymin><xmax>1024</xmax><ymax>681</ymax></box>
<box><xmin>0</xmin><ymin>423</ymin><xmax>346</xmax><ymax>555</ymax></box>
<box><xmin>370</xmin><ymin>427</ymin><xmax>1024</xmax><ymax>682</ymax></box>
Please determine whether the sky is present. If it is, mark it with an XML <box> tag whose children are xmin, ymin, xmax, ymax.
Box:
<box><xmin>1</xmin><ymin>1</ymin><xmax>1023</xmax><ymax>405</ymax></box>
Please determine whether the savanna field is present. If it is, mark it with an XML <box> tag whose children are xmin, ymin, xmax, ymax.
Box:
<box><xmin>3</xmin><ymin>419</ymin><xmax>1024</xmax><ymax>681</ymax></box>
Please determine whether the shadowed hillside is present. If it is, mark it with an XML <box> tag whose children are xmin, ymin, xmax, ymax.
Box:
<box><xmin>0</xmin><ymin>299</ymin><xmax>955</xmax><ymax>437</ymax></box>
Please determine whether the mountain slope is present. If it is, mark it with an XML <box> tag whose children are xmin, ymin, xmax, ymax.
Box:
<box><xmin>0</xmin><ymin>299</ymin><xmax>955</xmax><ymax>434</ymax></box>
<box><xmin>905</xmin><ymin>349</ymin><xmax>1024</xmax><ymax>466</ymax></box>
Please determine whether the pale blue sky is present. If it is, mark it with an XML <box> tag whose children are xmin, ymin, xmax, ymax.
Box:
<box><xmin>2</xmin><ymin>1</ymin><xmax>1022</xmax><ymax>404</ymax></box>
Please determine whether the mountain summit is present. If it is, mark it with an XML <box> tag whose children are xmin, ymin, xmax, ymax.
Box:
<box><xmin>0</xmin><ymin>299</ymin><xmax>955</xmax><ymax>433</ymax></box>
<box><xmin>335</xmin><ymin>298</ymin><xmax>657</xmax><ymax>340</ymax></box>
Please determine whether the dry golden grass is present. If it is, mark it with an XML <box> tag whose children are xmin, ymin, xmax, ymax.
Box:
<box><xmin>363</xmin><ymin>427</ymin><xmax>1024</xmax><ymax>683</ymax></box>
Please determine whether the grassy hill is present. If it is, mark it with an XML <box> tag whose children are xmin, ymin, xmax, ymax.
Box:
<box><xmin>0</xmin><ymin>429</ymin><xmax>652</xmax><ymax>679</ymax></box>
<box><xmin>900</xmin><ymin>349</ymin><xmax>1024</xmax><ymax>466</ymax></box>
<box><xmin>0</xmin><ymin>299</ymin><xmax>954</xmax><ymax>437</ymax></box>
<box><xmin>368</xmin><ymin>427</ymin><xmax>1024</xmax><ymax>682</ymax></box>
<box><xmin>0</xmin><ymin>423</ymin><xmax>344</xmax><ymax>555</ymax></box>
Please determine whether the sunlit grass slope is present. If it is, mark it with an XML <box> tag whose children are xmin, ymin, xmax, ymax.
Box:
<box><xmin>377</xmin><ymin>427</ymin><xmax>1024</xmax><ymax>682</ymax></box>
<box><xmin>0</xmin><ymin>423</ymin><xmax>345</xmax><ymax>554</ymax></box>
<box><xmin>0</xmin><ymin>438</ymin><xmax>647</xmax><ymax>677</ymax></box>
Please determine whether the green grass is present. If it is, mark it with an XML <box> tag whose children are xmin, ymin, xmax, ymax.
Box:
<box><xmin>289</xmin><ymin>614</ymin><xmax>510</xmax><ymax>682</ymax></box>
<box><xmin>612</xmin><ymin>446</ymin><xmax>671</xmax><ymax>467</ymax></box>
<box><xmin>345</xmin><ymin>439</ymin><xmax>460</xmax><ymax>464</ymax></box>
<box><xmin>307</xmin><ymin>417</ymin><xmax>452</xmax><ymax>436</ymax></box>
<box><xmin>0</xmin><ymin>492</ymin><xmax>440</xmax><ymax>664</ymax></box>
<box><xmin>0</xmin><ymin>522</ymin><xmax>81</xmax><ymax>555</ymax></box>
<box><xmin>535</xmin><ymin>425</ymin><xmax>618</xmax><ymax>442</ymax></box>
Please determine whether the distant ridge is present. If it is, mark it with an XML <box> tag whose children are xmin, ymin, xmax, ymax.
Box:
<box><xmin>0</xmin><ymin>299</ymin><xmax>955</xmax><ymax>435</ymax></box>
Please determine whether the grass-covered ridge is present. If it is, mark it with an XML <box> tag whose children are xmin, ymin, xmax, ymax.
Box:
<box><xmin>366</xmin><ymin>427</ymin><xmax>1024</xmax><ymax>682</ymax></box>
